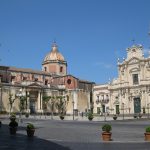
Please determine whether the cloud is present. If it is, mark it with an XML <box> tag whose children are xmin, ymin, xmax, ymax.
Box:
<box><xmin>94</xmin><ymin>62</ymin><xmax>114</xmax><ymax>69</ymax></box>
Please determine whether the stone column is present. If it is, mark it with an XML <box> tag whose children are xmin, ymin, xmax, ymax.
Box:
<box><xmin>26</xmin><ymin>91</ymin><xmax>30</xmax><ymax>113</ymax></box>
<box><xmin>40</xmin><ymin>91</ymin><xmax>43</xmax><ymax>111</ymax></box>
<box><xmin>73</xmin><ymin>90</ymin><xmax>78</xmax><ymax>110</ymax></box>
<box><xmin>37</xmin><ymin>91</ymin><xmax>43</xmax><ymax>113</ymax></box>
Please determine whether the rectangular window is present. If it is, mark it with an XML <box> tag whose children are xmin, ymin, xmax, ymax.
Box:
<box><xmin>11</xmin><ymin>76</ymin><xmax>16</xmax><ymax>82</ymax></box>
<box><xmin>60</xmin><ymin>66</ymin><xmax>63</xmax><ymax>72</ymax></box>
<box><xmin>45</xmin><ymin>80</ymin><xmax>48</xmax><ymax>85</ymax></box>
<box><xmin>44</xmin><ymin>67</ymin><xmax>47</xmax><ymax>72</ymax></box>
<box><xmin>22</xmin><ymin>77</ymin><xmax>27</xmax><ymax>81</ymax></box>
<box><xmin>34</xmin><ymin>78</ymin><xmax>38</xmax><ymax>81</ymax></box>
<box><xmin>97</xmin><ymin>107</ymin><xmax>100</xmax><ymax>114</ymax></box>
<box><xmin>132</xmin><ymin>74</ymin><xmax>139</xmax><ymax>85</ymax></box>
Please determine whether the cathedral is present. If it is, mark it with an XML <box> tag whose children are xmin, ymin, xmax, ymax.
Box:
<box><xmin>93</xmin><ymin>44</ymin><xmax>150</xmax><ymax>116</ymax></box>
<box><xmin>0</xmin><ymin>42</ymin><xmax>94</xmax><ymax>115</ymax></box>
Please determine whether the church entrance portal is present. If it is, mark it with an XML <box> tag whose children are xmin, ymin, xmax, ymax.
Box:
<box><xmin>30</xmin><ymin>100</ymin><xmax>36</xmax><ymax>114</ymax></box>
<box><xmin>134</xmin><ymin>97</ymin><xmax>141</xmax><ymax>113</ymax></box>
<box><xmin>29</xmin><ymin>91</ymin><xmax>38</xmax><ymax>114</ymax></box>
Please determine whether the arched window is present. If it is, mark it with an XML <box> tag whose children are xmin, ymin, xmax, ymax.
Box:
<box><xmin>67</xmin><ymin>79</ymin><xmax>71</xmax><ymax>84</ymax></box>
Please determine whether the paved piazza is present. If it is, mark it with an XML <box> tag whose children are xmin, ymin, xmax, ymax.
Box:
<box><xmin>0</xmin><ymin>116</ymin><xmax>150</xmax><ymax>150</ymax></box>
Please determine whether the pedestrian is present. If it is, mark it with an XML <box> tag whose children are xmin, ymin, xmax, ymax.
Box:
<box><xmin>81</xmin><ymin>112</ymin><xmax>83</xmax><ymax>117</ymax></box>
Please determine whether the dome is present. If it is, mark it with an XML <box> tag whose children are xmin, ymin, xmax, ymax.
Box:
<box><xmin>43</xmin><ymin>43</ymin><xmax>65</xmax><ymax>62</ymax></box>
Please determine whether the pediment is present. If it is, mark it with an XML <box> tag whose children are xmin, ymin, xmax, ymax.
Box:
<box><xmin>128</xmin><ymin>57</ymin><xmax>139</xmax><ymax>65</ymax></box>
<box><xmin>28</xmin><ymin>82</ymin><xmax>42</xmax><ymax>88</ymax></box>
<box><xmin>129</xmin><ymin>67</ymin><xmax>140</xmax><ymax>73</ymax></box>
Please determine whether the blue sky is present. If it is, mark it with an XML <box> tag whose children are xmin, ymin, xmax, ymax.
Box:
<box><xmin>0</xmin><ymin>0</ymin><xmax>150</xmax><ymax>84</ymax></box>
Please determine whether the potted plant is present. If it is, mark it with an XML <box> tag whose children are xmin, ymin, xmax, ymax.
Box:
<box><xmin>101</xmin><ymin>124</ymin><xmax>112</xmax><ymax>141</ymax></box>
<box><xmin>26</xmin><ymin>123</ymin><xmax>35</xmax><ymax>137</ymax></box>
<box><xmin>133</xmin><ymin>114</ymin><xmax>137</xmax><ymax>119</ymax></box>
<box><xmin>88</xmin><ymin>111</ymin><xmax>94</xmax><ymax>121</ymax></box>
<box><xmin>59</xmin><ymin>115</ymin><xmax>65</xmax><ymax>120</ymax></box>
<box><xmin>113</xmin><ymin>114</ymin><xmax>117</xmax><ymax>120</ymax></box>
<box><xmin>25</xmin><ymin>113</ymin><xmax>29</xmax><ymax>118</ymax></box>
<box><xmin>9</xmin><ymin>114</ymin><xmax>16</xmax><ymax>122</ymax></box>
<box><xmin>138</xmin><ymin>113</ymin><xmax>142</xmax><ymax>118</ymax></box>
<box><xmin>9</xmin><ymin>115</ymin><xmax>18</xmax><ymax>135</ymax></box>
<box><xmin>144</xmin><ymin>126</ymin><xmax>150</xmax><ymax>141</ymax></box>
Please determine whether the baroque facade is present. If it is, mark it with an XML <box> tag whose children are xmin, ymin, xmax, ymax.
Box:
<box><xmin>93</xmin><ymin>45</ymin><xmax>150</xmax><ymax>115</ymax></box>
<box><xmin>0</xmin><ymin>42</ymin><xmax>94</xmax><ymax>115</ymax></box>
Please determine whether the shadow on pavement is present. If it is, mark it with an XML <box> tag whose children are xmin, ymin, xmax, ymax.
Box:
<box><xmin>0</xmin><ymin>123</ymin><xmax>71</xmax><ymax>150</ymax></box>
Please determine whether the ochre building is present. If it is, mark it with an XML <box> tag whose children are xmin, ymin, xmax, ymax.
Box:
<box><xmin>0</xmin><ymin>43</ymin><xmax>94</xmax><ymax>115</ymax></box>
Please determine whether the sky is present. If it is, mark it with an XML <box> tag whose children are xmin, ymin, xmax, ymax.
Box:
<box><xmin>0</xmin><ymin>0</ymin><xmax>150</xmax><ymax>84</ymax></box>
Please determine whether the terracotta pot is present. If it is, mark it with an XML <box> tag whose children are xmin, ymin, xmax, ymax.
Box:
<box><xmin>26</xmin><ymin>129</ymin><xmax>35</xmax><ymax>137</ymax></box>
<box><xmin>145</xmin><ymin>132</ymin><xmax>150</xmax><ymax>141</ymax></box>
<box><xmin>102</xmin><ymin>132</ymin><xmax>112</xmax><ymax>141</ymax></box>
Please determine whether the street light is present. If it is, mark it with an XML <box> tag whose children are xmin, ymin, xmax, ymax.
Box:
<box><xmin>122</xmin><ymin>103</ymin><xmax>125</xmax><ymax>120</ymax></box>
<box><xmin>147</xmin><ymin>103</ymin><xmax>150</xmax><ymax>119</ymax></box>
<box><xmin>72</xmin><ymin>100</ymin><xmax>75</xmax><ymax>120</ymax></box>
<box><xmin>16</xmin><ymin>88</ymin><xmax>26</xmax><ymax>123</ymax></box>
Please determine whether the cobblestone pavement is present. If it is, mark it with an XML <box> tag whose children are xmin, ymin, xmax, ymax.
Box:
<box><xmin>0</xmin><ymin>115</ymin><xmax>150</xmax><ymax>150</ymax></box>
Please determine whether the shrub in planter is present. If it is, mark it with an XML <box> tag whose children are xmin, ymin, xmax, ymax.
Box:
<box><xmin>138</xmin><ymin>113</ymin><xmax>142</xmax><ymax>118</ymax></box>
<box><xmin>60</xmin><ymin>115</ymin><xmax>65</xmax><ymax>120</ymax></box>
<box><xmin>9</xmin><ymin>120</ymin><xmax>18</xmax><ymax>135</ymax></box>
<box><xmin>113</xmin><ymin>115</ymin><xmax>117</xmax><ymax>120</ymax></box>
<box><xmin>26</xmin><ymin>123</ymin><xmax>35</xmax><ymax>137</ymax></box>
<box><xmin>9</xmin><ymin>114</ymin><xmax>16</xmax><ymax>122</ymax></box>
<box><xmin>101</xmin><ymin>124</ymin><xmax>112</xmax><ymax>141</ymax></box>
<box><xmin>133</xmin><ymin>114</ymin><xmax>137</xmax><ymax>119</ymax></box>
<box><xmin>88</xmin><ymin>111</ymin><xmax>94</xmax><ymax>121</ymax></box>
<box><xmin>145</xmin><ymin>126</ymin><xmax>150</xmax><ymax>141</ymax></box>
<box><xmin>25</xmin><ymin>113</ymin><xmax>29</xmax><ymax>118</ymax></box>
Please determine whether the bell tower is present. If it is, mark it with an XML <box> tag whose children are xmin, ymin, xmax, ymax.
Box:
<box><xmin>42</xmin><ymin>42</ymin><xmax>67</xmax><ymax>76</ymax></box>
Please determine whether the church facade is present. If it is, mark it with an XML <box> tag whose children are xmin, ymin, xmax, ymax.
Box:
<box><xmin>93</xmin><ymin>45</ymin><xmax>150</xmax><ymax>115</ymax></box>
<box><xmin>0</xmin><ymin>43</ymin><xmax>94</xmax><ymax>115</ymax></box>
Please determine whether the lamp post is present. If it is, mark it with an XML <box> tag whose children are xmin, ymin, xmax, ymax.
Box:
<box><xmin>16</xmin><ymin>88</ymin><xmax>26</xmax><ymax>123</ymax></box>
<box><xmin>72</xmin><ymin>100</ymin><xmax>75</xmax><ymax>120</ymax></box>
<box><xmin>122</xmin><ymin>103</ymin><xmax>125</xmax><ymax>120</ymax></box>
<box><xmin>147</xmin><ymin>103</ymin><xmax>150</xmax><ymax>119</ymax></box>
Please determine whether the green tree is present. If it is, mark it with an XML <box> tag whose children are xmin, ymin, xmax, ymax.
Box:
<box><xmin>19</xmin><ymin>96</ymin><xmax>27</xmax><ymax>113</ymax></box>
<box><xmin>49</xmin><ymin>96</ymin><xmax>56</xmax><ymax>119</ymax></box>
<box><xmin>42</xmin><ymin>95</ymin><xmax>50</xmax><ymax>118</ymax></box>
<box><xmin>55</xmin><ymin>95</ymin><xmax>69</xmax><ymax>117</ymax></box>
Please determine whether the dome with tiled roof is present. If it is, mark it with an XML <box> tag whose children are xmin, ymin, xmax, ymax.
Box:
<box><xmin>43</xmin><ymin>42</ymin><xmax>65</xmax><ymax>62</ymax></box>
